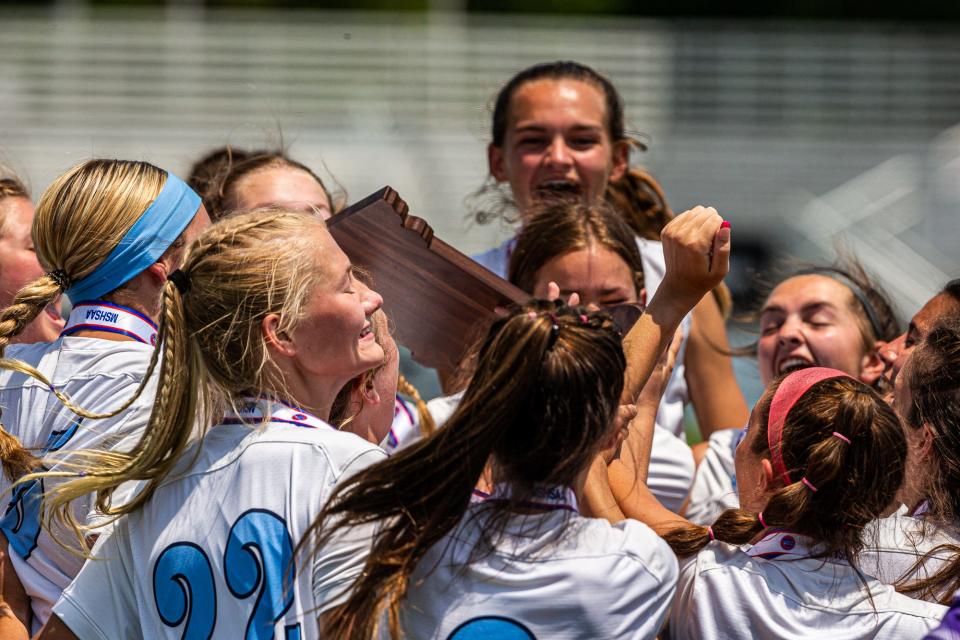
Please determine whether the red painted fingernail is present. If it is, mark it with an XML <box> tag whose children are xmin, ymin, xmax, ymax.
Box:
<box><xmin>720</xmin><ymin>220</ymin><xmax>731</xmax><ymax>229</ymax></box>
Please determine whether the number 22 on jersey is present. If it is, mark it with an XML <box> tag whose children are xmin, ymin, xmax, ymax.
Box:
<box><xmin>153</xmin><ymin>509</ymin><xmax>302</xmax><ymax>640</ymax></box>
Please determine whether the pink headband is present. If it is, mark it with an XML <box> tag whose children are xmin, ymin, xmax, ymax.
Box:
<box><xmin>767</xmin><ymin>367</ymin><xmax>852</xmax><ymax>485</ymax></box>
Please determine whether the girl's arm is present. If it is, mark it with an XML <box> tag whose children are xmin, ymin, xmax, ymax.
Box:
<box><xmin>620</xmin><ymin>207</ymin><xmax>730</xmax><ymax>406</ymax></box>
<box><xmin>684</xmin><ymin>293</ymin><xmax>749</xmax><ymax>439</ymax></box>
<box><xmin>0</xmin><ymin>533</ymin><xmax>30</xmax><ymax>631</ymax></box>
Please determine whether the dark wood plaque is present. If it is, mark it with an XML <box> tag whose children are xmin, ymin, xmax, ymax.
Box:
<box><xmin>327</xmin><ymin>187</ymin><xmax>530</xmax><ymax>371</ymax></box>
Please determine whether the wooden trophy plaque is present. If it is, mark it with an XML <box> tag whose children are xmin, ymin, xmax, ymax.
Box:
<box><xmin>327</xmin><ymin>187</ymin><xmax>530</xmax><ymax>372</ymax></box>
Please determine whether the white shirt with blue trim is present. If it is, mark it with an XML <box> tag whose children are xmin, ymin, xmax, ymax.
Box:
<box><xmin>0</xmin><ymin>336</ymin><xmax>158</xmax><ymax>632</ymax></box>
<box><xmin>53</xmin><ymin>401</ymin><xmax>385</xmax><ymax>640</ymax></box>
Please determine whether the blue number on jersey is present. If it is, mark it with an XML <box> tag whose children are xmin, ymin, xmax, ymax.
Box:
<box><xmin>154</xmin><ymin>542</ymin><xmax>217</xmax><ymax>640</ymax></box>
<box><xmin>447</xmin><ymin>617</ymin><xmax>537</xmax><ymax>639</ymax></box>
<box><xmin>224</xmin><ymin>509</ymin><xmax>299</xmax><ymax>640</ymax></box>
<box><xmin>152</xmin><ymin>509</ymin><xmax>301</xmax><ymax>639</ymax></box>
<box><xmin>0</xmin><ymin>419</ymin><xmax>81</xmax><ymax>558</ymax></box>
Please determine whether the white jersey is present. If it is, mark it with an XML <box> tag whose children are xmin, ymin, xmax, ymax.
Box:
<box><xmin>685</xmin><ymin>427</ymin><xmax>742</xmax><ymax>525</ymax></box>
<box><xmin>426</xmin><ymin>390</ymin><xmax>694</xmax><ymax>512</ymax></box>
<box><xmin>860</xmin><ymin>507</ymin><xmax>960</xmax><ymax>601</ymax></box>
<box><xmin>0</xmin><ymin>327</ymin><xmax>158</xmax><ymax>631</ymax></box>
<box><xmin>669</xmin><ymin>531</ymin><xmax>946</xmax><ymax>639</ymax></box>
<box><xmin>472</xmin><ymin>236</ymin><xmax>692</xmax><ymax>440</ymax></box>
<box><xmin>397</xmin><ymin>488</ymin><xmax>678</xmax><ymax>639</ymax></box>
<box><xmin>53</xmin><ymin>398</ymin><xmax>386</xmax><ymax>640</ymax></box>
<box><xmin>381</xmin><ymin>396</ymin><xmax>421</xmax><ymax>454</ymax></box>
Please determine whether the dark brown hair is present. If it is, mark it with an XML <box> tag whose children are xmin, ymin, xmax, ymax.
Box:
<box><xmin>191</xmin><ymin>147</ymin><xmax>337</xmax><ymax>221</ymax></box>
<box><xmin>473</xmin><ymin>61</ymin><xmax>632</xmax><ymax>225</ymax></box>
<box><xmin>306</xmin><ymin>300</ymin><xmax>625</xmax><ymax>639</ymax></box>
<box><xmin>896</xmin><ymin>321</ymin><xmax>960</xmax><ymax>603</ymax></box>
<box><xmin>508</xmin><ymin>199</ymin><xmax>644</xmax><ymax>299</ymax></box>
<box><xmin>662</xmin><ymin>375</ymin><xmax>906</xmax><ymax>567</ymax></box>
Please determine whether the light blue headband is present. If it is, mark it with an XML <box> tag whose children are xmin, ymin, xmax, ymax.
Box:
<box><xmin>66</xmin><ymin>172</ymin><xmax>201</xmax><ymax>303</ymax></box>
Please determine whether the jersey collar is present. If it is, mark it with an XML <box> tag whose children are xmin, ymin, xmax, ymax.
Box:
<box><xmin>61</xmin><ymin>300</ymin><xmax>158</xmax><ymax>345</ymax></box>
<box><xmin>222</xmin><ymin>396</ymin><xmax>332</xmax><ymax>431</ymax></box>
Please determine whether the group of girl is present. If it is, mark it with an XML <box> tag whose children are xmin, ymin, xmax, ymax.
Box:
<box><xmin>0</xmin><ymin>59</ymin><xmax>955</xmax><ymax>639</ymax></box>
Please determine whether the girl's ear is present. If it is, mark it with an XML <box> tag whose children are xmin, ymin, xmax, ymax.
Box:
<box><xmin>759</xmin><ymin>458</ymin><xmax>776</xmax><ymax>495</ymax></box>
<box><xmin>360</xmin><ymin>377</ymin><xmax>382</xmax><ymax>405</ymax></box>
<box><xmin>609</xmin><ymin>140</ymin><xmax>629</xmax><ymax>183</ymax></box>
<box><xmin>262</xmin><ymin>314</ymin><xmax>296</xmax><ymax>358</ymax></box>
<box><xmin>488</xmin><ymin>143</ymin><xmax>508</xmax><ymax>183</ymax></box>
<box><xmin>858</xmin><ymin>343</ymin><xmax>886</xmax><ymax>387</ymax></box>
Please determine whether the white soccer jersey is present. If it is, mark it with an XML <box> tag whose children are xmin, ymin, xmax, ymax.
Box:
<box><xmin>669</xmin><ymin>531</ymin><xmax>946</xmax><ymax>639</ymax></box>
<box><xmin>860</xmin><ymin>508</ymin><xmax>960</xmax><ymax>601</ymax></box>
<box><xmin>396</xmin><ymin>490</ymin><xmax>679</xmax><ymax>639</ymax></box>
<box><xmin>53</xmin><ymin>398</ymin><xmax>385</xmax><ymax>640</ymax></box>
<box><xmin>0</xmin><ymin>315</ymin><xmax>160</xmax><ymax>631</ymax></box>
<box><xmin>685</xmin><ymin>427</ymin><xmax>742</xmax><ymax>525</ymax></box>
<box><xmin>381</xmin><ymin>396</ymin><xmax>421</xmax><ymax>454</ymax></box>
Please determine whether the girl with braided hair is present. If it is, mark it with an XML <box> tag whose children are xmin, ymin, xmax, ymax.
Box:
<box><xmin>0</xmin><ymin>160</ymin><xmax>209</xmax><ymax>632</ymax></box>
<box><xmin>628</xmin><ymin>367</ymin><xmax>946</xmax><ymax>638</ymax></box>
<box><xmin>36</xmin><ymin>208</ymin><xmax>387</xmax><ymax>639</ymax></box>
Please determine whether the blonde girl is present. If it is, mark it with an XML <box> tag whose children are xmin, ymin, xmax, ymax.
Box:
<box><xmin>0</xmin><ymin>159</ymin><xmax>208</xmax><ymax>632</ymax></box>
<box><xmin>38</xmin><ymin>209</ymin><xmax>387</xmax><ymax>639</ymax></box>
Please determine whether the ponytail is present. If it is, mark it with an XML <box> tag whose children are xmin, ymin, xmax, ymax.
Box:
<box><xmin>307</xmin><ymin>302</ymin><xmax>625</xmax><ymax>639</ymax></box>
<box><xmin>35</xmin><ymin>279</ymin><xmax>201</xmax><ymax>549</ymax></box>
<box><xmin>664</xmin><ymin>374</ymin><xmax>904</xmax><ymax>561</ymax></box>
<box><xmin>33</xmin><ymin>210</ymin><xmax>329</xmax><ymax>550</ymax></box>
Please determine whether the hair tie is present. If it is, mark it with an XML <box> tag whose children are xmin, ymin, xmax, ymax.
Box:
<box><xmin>66</xmin><ymin>172</ymin><xmax>200</xmax><ymax>302</ymax></box>
<box><xmin>758</xmin><ymin>512</ymin><xmax>768</xmax><ymax>528</ymax></box>
<box><xmin>767</xmin><ymin>367</ymin><xmax>852</xmax><ymax>485</ymax></box>
<box><xmin>832</xmin><ymin>431</ymin><xmax>852</xmax><ymax>445</ymax></box>
<box><xmin>707</xmin><ymin>526</ymin><xmax>715</xmax><ymax>541</ymax></box>
<box><xmin>168</xmin><ymin>269</ymin><xmax>191</xmax><ymax>295</ymax></box>
<box><xmin>47</xmin><ymin>269</ymin><xmax>72</xmax><ymax>291</ymax></box>
<box><xmin>547</xmin><ymin>316</ymin><xmax>560</xmax><ymax>348</ymax></box>
<box><xmin>801</xmin><ymin>477</ymin><xmax>819</xmax><ymax>492</ymax></box>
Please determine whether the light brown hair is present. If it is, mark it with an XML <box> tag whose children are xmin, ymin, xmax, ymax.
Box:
<box><xmin>199</xmin><ymin>148</ymin><xmax>338</xmax><ymax>221</ymax></box>
<box><xmin>508</xmin><ymin>199</ymin><xmax>644</xmax><ymax>299</ymax></box>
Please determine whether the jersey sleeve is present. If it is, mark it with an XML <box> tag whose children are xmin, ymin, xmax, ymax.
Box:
<box><xmin>611</xmin><ymin>520</ymin><xmax>680</xmax><ymax>638</ymax></box>
<box><xmin>52</xmin><ymin>523</ymin><xmax>137</xmax><ymax>640</ymax></box>
<box><xmin>310</xmin><ymin>447</ymin><xmax>385</xmax><ymax>613</ymax></box>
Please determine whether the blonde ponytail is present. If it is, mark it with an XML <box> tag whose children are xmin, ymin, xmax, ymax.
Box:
<box><xmin>36</xmin><ymin>210</ymin><xmax>328</xmax><ymax>549</ymax></box>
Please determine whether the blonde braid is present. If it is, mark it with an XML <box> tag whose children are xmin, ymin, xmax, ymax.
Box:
<box><xmin>396</xmin><ymin>374</ymin><xmax>436</xmax><ymax>436</ymax></box>
<box><xmin>36</xmin><ymin>209</ymin><xmax>325</xmax><ymax>550</ymax></box>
